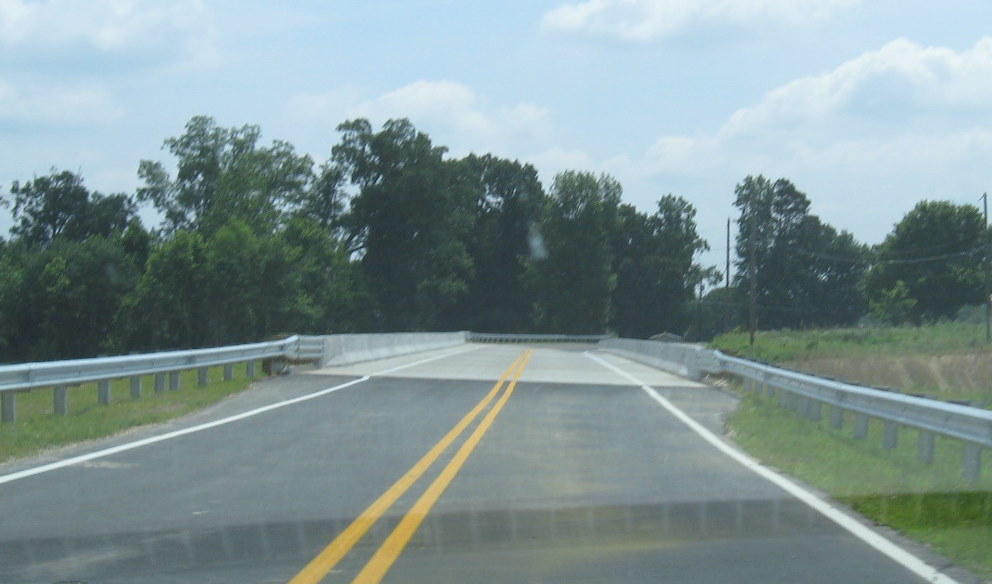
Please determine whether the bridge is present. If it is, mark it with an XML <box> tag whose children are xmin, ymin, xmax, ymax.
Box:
<box><xmin>0</xmin><ymin>342</ymin><xmax>969</xmax><ymax>583</ymax></box>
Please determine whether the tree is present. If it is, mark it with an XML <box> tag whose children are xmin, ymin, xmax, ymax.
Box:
<box><xmin>734</xmin><ymin>175</ymin><xmax>868</xmax><ymax>331</ymax></box>
<box><xmin>863</xmin><ymin>200</ymin><xmax>987</xmax><ymax>323</ymax></box>
<box><xmin>1</xmin><ymin>237</ymin><xmax>139</xmax><ymax>361</ymax></box>
<box><xmin>4</xmin><ymin>169</ymin><xmax>136</xmax><ymax>247</ymax></box>
<box><xmin>334</xmin><ymin>118</ymin><xmax>474</xmax><ymax>330</ymax></box>
<box><xmin>611</xmin><ymin>196</ymin><xmax>711</xmax><ymax>338</ymax></box>
<box><xmin>295</xmin><ymin>162</ymin><xmax>348</xmax><ymax>235</ymax></box>
<box><xmin>449</xmin><ymin>154</ymin><xmax>545</xmax><ymax>332</ymax></box>
<box><xmin>112</xmin><ymin>230</ymin><xmax>210</xmax><ymax>351</ymax></box>
<box><xmin>278</xmin><ymin>217</ymin><xmax>367</xmax><ymax>334</ymax></box>
<box><xmin>532</xmin><ymin>171</ymin><xmax>620</xmax><ymax>334</ymax></box>
<box><xmin>138</xmin><ymin>116</ymin><xmax>314</xmax><ymax>235</ymax></box>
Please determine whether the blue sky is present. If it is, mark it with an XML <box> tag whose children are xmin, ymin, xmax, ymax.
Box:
<box><xmin>2</xmin><ymin>0</ymin><xmax>992</xmax><ymax>269</ymax></box>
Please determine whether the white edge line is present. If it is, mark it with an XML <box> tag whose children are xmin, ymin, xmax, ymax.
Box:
<box><xmin>584</xmin><ymin>351</ymin><xmax>961</xmax><ymax>584</ymax></box>
<box><xmin>0</xmin><ymin>344</ymin><xmax>481</xmax><ymax>486</ymax></box>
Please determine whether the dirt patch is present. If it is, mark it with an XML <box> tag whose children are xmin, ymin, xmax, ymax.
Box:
<box><xmin>781</xmin><ymin>353</ymin><xmax>992</xmax><ymax>405</ymax></box>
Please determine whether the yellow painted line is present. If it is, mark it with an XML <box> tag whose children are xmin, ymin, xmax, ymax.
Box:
<box><xmin>286</xmin><ymin>350</ymin><xmax>531</xmax><ymax>584</ymax></box>
<box><xmin>351</xmin><ymin>349</ymin><xmax>534</xmax><ymax>584</ymax></box>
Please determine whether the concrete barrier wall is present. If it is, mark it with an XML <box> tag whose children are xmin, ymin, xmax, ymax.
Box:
<box><xmin>597</xmin><ymin>338</ymin><xmax>709</xmax><ymax>381</ymax></box>
<box><xmin>321</xmin><ymin>332</ymin><xmax>468</xmax><ymax>367</ymax></box>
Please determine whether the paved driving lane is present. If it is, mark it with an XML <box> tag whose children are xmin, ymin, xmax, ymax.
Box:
<box><xmin>0</xmin><ymin>345</ymin><xmax>960</xmax><ymax>583</ymax></box>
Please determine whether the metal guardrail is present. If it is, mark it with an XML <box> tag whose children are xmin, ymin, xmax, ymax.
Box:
<box><xmin>713</xmin><ymin>351</ymin><xmax>992</xmax><ymax>480</ymax></box>
<box><xmin>598</xmin><ymin>338</ymin><xmax>992</xmax><ymax>481</ymax></box>
<box><xmin>0</xmin><ymin>335</ymin><xmax>325</xmax><ymax>422</ymax></box>
<box><xmin>468</xmin><ymin>332</ymin><xmax>614</xmax><ymax>344</ymax></box>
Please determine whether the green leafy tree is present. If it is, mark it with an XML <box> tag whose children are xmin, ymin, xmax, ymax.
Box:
<box><xmin>1</xmin><ymin>237</ymin><xmax>139</xmax><ymax>360</ymax></box>
<box><xmin>868</xmin><ymin>280</ymin><xmax>917</xmax><ymax>325</ymax></box>
<box><xmin>113</xmin><ymin>230</ymin><xmax>210</xmax><ymax>350</ymax></box>
<box><xmin>334</xmin><ymin>118</ymin><xmax>474</xmax><ymax>330</ymax></box>
<box><xmin>278</xmin><ymin>217</ymin><xmax>367</xmax><ymax>334</ymax></box>
<box><xmin>448</xmin><ymin>154</ymin><xmax>545</xmax><ymax>332</ymax></box>
<box><xmin>296</xmin><ymin>162</ymin><xmax>348</xmax><ymax>234</ymax></box>
<box><xmin>734</xmin><ymin>175</ymin><xmax>868</xmax><ymax>330</ymax></box>
<box><xmin>611</xmin><ymin>196</ymin><xmax>711</xmax><ymax>339</ymax></box>
<box><xmin>532</xmin><ymin>171</ymin><xmax>620</xmax><ymax>334</ymax></box>
<box><xmin>863</xmin><ymin>200</ymin><xmax>987</xmax><ymax>323</ymax></box>
<box><xmin>4</xmin><ymin>169</ymin><xmax>136</xmax><ymax>247</ymax></box>
<box><xmin>138</xmin><ymin>116</ymin><xmax>314</xmax><ymax>235</ymax></box>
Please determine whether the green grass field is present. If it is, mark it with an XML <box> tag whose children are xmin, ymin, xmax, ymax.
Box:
<box><xmin>0</xmin><ymin>363</ymin><xmax>261</xmax><ymax>464</ymax></box>
<box><xmin>712</xmin><ymin>322</ymin><xmax>992</xmax><ymax>362</ymax></box>
<box><xmin>712</xmin><ymin>324</ymin><xmax>992</xmax><ymax>406</ymax></box>
<box><xmin>716</xmin><ymin>323</ymin><xmax>992</xmax><ymax>578</ymax></box>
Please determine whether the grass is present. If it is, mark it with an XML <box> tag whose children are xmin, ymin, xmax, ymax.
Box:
<box><xmin>714</xmin><ymin>323</ymin><xmax>992</xmax><ymax>576</ymax></box>
<box><xmin>711</xmin><ymin>324</ymin><xmax>992</xmax><ymax>406</ymax></box>
<box><xmin>712</xmin><ymin>322</ymin><xmax>992</xmax><ymax>363</ymax></box>
<box><xmin>728</xmin><ymin>387</ymin><xmax>992</xmax><ymax>579</ymax></box>
<box><xmin>0</xmin><ymin>362</ymin><xmax>262</xmax><ymax>464</ymax></box>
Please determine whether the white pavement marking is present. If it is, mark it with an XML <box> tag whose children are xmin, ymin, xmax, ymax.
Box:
<box><xmin>584</xmin><ymin>351</ymin><xmax>961</xmax><ymax>584</ymax></box>
<box><xmin>0</xmin><ymin>345</ymin><xmax>481</xmax><ymax>487</ymax></box>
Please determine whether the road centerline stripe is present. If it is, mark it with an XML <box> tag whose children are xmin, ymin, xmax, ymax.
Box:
<box><xmin>286</xmin><ymin>349</ymin><xmax>531</xmax><ymax>584</ymax></box>
<box><xmin>350</xmin><ymin>349</ymin><xmax>534</xmax><ymax>584</ymax></box>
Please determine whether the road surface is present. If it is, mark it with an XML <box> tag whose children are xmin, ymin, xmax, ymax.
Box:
<box><xmin>0</xmin><ymin>344</ymin><xmax>965</xmax><ymax>583</ymax></box>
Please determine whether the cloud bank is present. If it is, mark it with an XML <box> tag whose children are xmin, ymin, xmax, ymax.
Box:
<box><xmin>542</xmin><ymin>0</ymin><xmax>861</xmax><ymax>42</ymax></box>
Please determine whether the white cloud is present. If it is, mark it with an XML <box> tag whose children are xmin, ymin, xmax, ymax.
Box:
<box><xmin>721</xmin><ymin>37</ymin><xmax>992</xmax><ymax>138</ymax></box>
<box><xmin>288</xmin><ymin>80</ymin><xmax>552</xmax><ymax>156</ymax></box>
<box><xmin>0</xmin><ymin>0</ymin><xmax>218</xmax><ymax>68</ymax></box>
<box><xmin>631</xmin><ymin>36</ymin><xmax>992</xmax><ymax>245</ymax></box>
<box><xmin>644</xmin><ymin>37</ymin><xmax>992</xmax><ymax>175</ymax></box>
<box><xmin>0</xmin><ymin>76</ymin><xmax>123</xmax><ymax>124</ymax></box>
<box><xmin>541</xmin><ymin>0</ymin><xmax>860</xmax><ymax>42</ymax></box>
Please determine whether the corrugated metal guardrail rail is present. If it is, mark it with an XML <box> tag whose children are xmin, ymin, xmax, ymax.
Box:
<box><xmin>713</xmin><ymin>351</ymin><xmax>992</xmax><ymax>481</ymax></box>
<box><xmin>0</xmin><ymin>335</ymin><xmax>325</xmax><ymax>423</ymax></box>
<box><xmin>468</xmin><ymin>332</ymin><xmax>614</xmax><ymax>344</ymax></box>
<box><xmin>597</xmin><ymin>338</ymin><xmax>992</xmax><ymax>481</ymax></box>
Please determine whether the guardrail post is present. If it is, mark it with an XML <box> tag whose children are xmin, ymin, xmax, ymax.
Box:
<box><xmin>963</xmin><ymin>444</ymin><xmax>982</xmax><ymax>481</ymax></box>
<box><xmin>98</xmin><ymin>380</ymin><xmax>111</xmax><ymax>405</ymax></box>
<box><xmin>169</xmin><ymin>371</ymin><xmax>180</xmax><ymax>391</ymax></box>
<box><xmin>883</xmin><ymin>421</ymin><xmax>899</xmax><ymax>449</ymax></box>
<box><xmin>917</xmin><ymin>431</ymin><xmax>935</xmax><ymax>464</ymax></box>
<box><xmin>54</xmin><ymin>385</ymin><xmax>68</xmax><ymax>415</ymax></box>
<box><xmin>830</xmin><ymin>406</ymin><xmax>844</xmax><ymax>429</ymax></box>
<box><xmin>130</xmin><ymin>376</ymin><xmax>142</xmax><ymax>399</ymax></box>
<box><xmin>854</xmin><ymin>413</ymin><xmax>869</xmax><ymax>439</ymax></box>
<box><xmin>247</xmin><ymin>361</ymin><xmax>256</xmax><ymax>378</ymax></box>
<box><xmin>2</xmin><ymin>392</ymin><xmax>16</xmax><ymax>422</ymax></box>
<box><xmin>155</xmin><ymin>373</ymin><xmax>166</xmax><ymax>393</ymax></box>
<box><xmin>223</xmin><ymin>364</ymin><xmax>234</xmax><ymax>381</ymax></box>
<box><xmin>198</xmin><ymin>367</ymin><xmax>208</xmax><ymax>387</ymax></box>
<box><xmin>807</xmin><ymin>401</ymin><xmax>822</xmax><ymax>422</ymax></box>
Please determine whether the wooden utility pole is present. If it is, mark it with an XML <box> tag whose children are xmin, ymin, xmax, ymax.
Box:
<box><xmin>726</xmin><ymin>218</ymin><xmax>731</xmax><ymax>290</ymax></box>
<box><xmin>748</xmin><ymin>230</ymin><xmax>758</xmax><ymax>347</ymax></box>
<box><xmin>983</xmin><ymin>193</ymin><xmax>990</xmax><ymax>343</ymax></box>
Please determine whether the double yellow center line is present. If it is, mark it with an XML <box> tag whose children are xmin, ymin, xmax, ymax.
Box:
<box><xmin>288</xmin><ymin>349</ymin><xmax>534</xmax><ymax>584</ymax></box>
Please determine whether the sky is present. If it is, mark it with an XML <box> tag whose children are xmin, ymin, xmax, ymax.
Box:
<box><xmin>2</xmin><ymin>0</ymin><xmax>992</xmax><ymax>270</ymax></box>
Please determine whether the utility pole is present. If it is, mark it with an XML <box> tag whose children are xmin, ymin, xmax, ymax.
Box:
<box><xmin>725</xmin><ymin>218</ymin><xmax>731</xmax><ymax>290</ymax></box>
<box><xmin>748</xmin><ymin>230</ymin><xmax>758</xmax><ymax>348</ymax></box>
<box><xmin>983</xmin><ymin>193</ymin><xmax>990</xmax><ymax>343</ymax></box>
<box><xmin>726</xmin><ymin>218</ymin><xmax>734</xmax><ymax>338</ymax></box>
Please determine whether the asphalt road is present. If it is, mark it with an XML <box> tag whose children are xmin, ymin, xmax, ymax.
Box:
<box><xmin>0</xmin><ymin>345</ymin><xmax>965</xmax><ymax>583</ymax></box>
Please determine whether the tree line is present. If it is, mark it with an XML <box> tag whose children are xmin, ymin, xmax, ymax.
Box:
<box><xmin>0</xmin><ymin>116</ymin><xmax>711</xmax><ymax>362</ymax></box>
<box><xmin>1</xmin><ymin>116</ymin><xmax>987</xmax><ymax>363</ymax></box>
<box><xmin>698</xmin><ymin>175</ymin><xmax>991</xmax><ymax>341</ymax></box>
